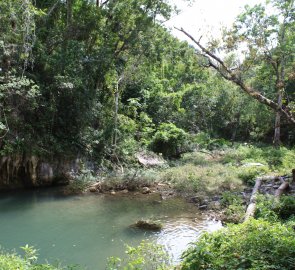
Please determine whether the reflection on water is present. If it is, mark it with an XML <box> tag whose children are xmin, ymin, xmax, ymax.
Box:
<box><xmin>0</xmin><ymin>189</ymin><xmax>221</xmax><ymax>269</ymax></box>
<box><xmin>157</xmin><ymin>218</ymin><xmax>222</xmax><ymax>262</ymax></box>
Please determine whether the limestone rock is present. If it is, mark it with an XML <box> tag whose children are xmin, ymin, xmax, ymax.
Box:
<box><xmin>242</xmin><ymin>162</ymin><xmax>265</xmax><ymax>167</ymax></box>
<box><xmin>89</xmin><ymin>187</ymin><xmax>98</xmax><ymax>192</ymax></box>
<box><xmin>209</xmin><ymin>201</ymin><xmax>221</xmax><ymax>210</ymax></box>
<box><xmin>0</xmin><ymin>155</ymin><xmax>80</xmax><ymax>189</ymax></box>
<box><xmin>142</xmin><ymin>187</ymin><xmax>151</xmax><ymax>194</ymax></box>
<box><xmin>136</xmin><ymin>152</ymin><xmax>165</xmax><ymax>167</ymax></box>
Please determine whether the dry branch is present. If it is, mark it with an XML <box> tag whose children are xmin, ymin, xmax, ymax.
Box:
<box><xmin>275</xmin><ymin>181</ymin><xmax>289</xmax><ymax>199</ymax></box>
<box><xmin>175</xmin><ymin>27</ymin><xmax>295</xmax><ymax>124</ymax></box>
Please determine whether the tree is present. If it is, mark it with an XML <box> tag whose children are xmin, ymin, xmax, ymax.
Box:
<box><xmin>176</xmin><ymin>0</ymin><xmax>295</xmax><ymax>146</ymax></box>
<box><xmin>0</xmin><ymin>0</ymin><xmax>41</xmax><ymax>152</ymax></box>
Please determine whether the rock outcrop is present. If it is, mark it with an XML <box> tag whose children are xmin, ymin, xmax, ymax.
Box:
<box><xmin>0</xmin><ymin>155</ymin><xmax>79</xmax><ymax>189</ymax></box>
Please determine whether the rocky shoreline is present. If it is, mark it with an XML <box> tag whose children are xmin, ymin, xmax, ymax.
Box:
<box><xmin>79</xmin><ymin>174</ymin><xmax>295</xmax><ymax>224</ymax></box>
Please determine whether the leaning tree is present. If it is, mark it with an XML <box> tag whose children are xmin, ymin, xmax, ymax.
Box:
<box><xmin>177</xmin><ymin>0</ymin><xmax>295</xmax><ymax>145</ymax></box>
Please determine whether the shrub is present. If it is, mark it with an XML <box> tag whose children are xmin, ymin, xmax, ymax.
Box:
<box><xmin>193</xmin><ymin>132</ymin><xmax>230</xmax><ymax>150</ymax></box>
<box><xmin>0</xmin><ymin>252</ymin><xmax>27</xmax><ymax>270</ymax></box>
<box><xmin>106</xmin><ymin>241</ymin><xmax>172</xmax><ymax>270</ymax></box>
<box><xmin>221</xmin><ymin>192</ymin><xmax>245</xmax><ymax>224</ymax></box>
<box><xmin>278</xmin><ymin>196</ymin><xmax>295</xmax><ymax>220</ymax></box>
<box><xmin>0</xmin><ymin>246</ymin><xmax>81</xmax><ymax>270</ymax></box>
<box><xmin>150</xmin><ymin>123</ymin><xmax>188</xmax><ymax>158</ymax></box>
<box><xmin>254</xmin><ymin>195</ymin><xmax>279</xmax><ymax>222</ymax></box>
<box><xmin>237</xmin><ymin>166</ymin><xmax>269</xmax><ymax>186</ymax></box>
<box><xmin>221</xmin><ymin>191</ymin><xmax>243</xmax><ymax>207</ymax></box>
<box><xmin>181</xmin><ymin>219</ymin><xmax>295</xmax><ymax>270</ymax></box>
<box><xmin>255</xmin><ymin>195</ymin><xmax>295</xmax><ymax>222</ymax></box>
<box><xmin>222</xmin><ymin>204</ymin><xmax>245</xmax><ymax>224</ymax></box>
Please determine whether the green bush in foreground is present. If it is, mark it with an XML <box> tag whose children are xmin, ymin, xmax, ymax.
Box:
<box><xmin>106</xmin><ymin>241</ymin><xmax>172</xmax><ymax>270</ymax></box>
<box><xmin>181</xmin><ymin>219</ymin><xmax>295</xmax><ymax>270</ymax></box>
<box><xmin>0</xmin><ymin>245</ymin><xmax>81</xmax><ymax>270</ymax></box>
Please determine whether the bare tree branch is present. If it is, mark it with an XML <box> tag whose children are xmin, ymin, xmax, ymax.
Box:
<box><xmin>175</xmin><ymin>27</ymin><xmax>295</xmax><ymax>124</ymax></box>
<box><xmin>46</xmin><ymin>0</ymin><xmax>60</xmax><ymax>18</ymax></box>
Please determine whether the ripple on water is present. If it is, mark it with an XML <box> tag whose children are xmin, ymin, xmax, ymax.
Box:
<box><xmin>0</xmin><ymin>190</ymin><xmax>222</xmax><ymax>268</ymax></box>
<box><xmin>156</xmin><ymin>218</ymin><xmax>222</xmax><ymax>262</ymax></box>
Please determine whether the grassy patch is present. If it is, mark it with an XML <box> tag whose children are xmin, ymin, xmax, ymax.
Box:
<box><xmin>163</xmin><ymin>163</ymin><xmax>242</xmax><ymax>194</ymax></box>
<box><xmin>160</xmin><ymin>152</ymin><xmax>243</xmax><ymax>196</ymax></box>
<box><xmin>99</xmin><ymin>168</ymin><xmax>161</xmax><ymax>191</ymax></box>
<box><xmin>158</xmin><ymin>144</ymin><xmax>295</xmax><ymax>197</ymax></box>
<box><xmin>221</xmin><ymin>144</ymin><xmax>295</xmax><ymax>174</ymax></box>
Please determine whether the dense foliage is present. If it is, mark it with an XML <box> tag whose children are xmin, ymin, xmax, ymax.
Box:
<box><xmin>181</xmin><ymin>219</ymin><xmax>295</xmax><ymax>270</ymax></box>
<box><xmin>0</xmin><ymin>1</ymin><xmax>294</xmax><ymax>268</ymax></box>
<box><xmin>1</xmin><ymin>0</ymin><xmax>294</xmax><ymax>165</ymax></box>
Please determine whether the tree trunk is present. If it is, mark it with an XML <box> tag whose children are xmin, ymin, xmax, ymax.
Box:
<box><xmin>67</xmin><ymin>0</ymin><xmax>73</xmax><ymax>27</ymax></box>
<box><xmin>113</xmin><ymin>76</ymin><xmax>123</xmax><ymax>148</ymax></box>
<box><xmin>113</xmin><ymin>81</ymin><xmax>119</xmax><ymax>147</ymax></box>
<box><xmin>273</xmin><ymin>90</ymin><xmax>282</xmax><ymax>146</ymax></box>
<box><xmin>273</xmin><ymin>14</ymin><xmax>286</xmax><ymax>146</ymax></box>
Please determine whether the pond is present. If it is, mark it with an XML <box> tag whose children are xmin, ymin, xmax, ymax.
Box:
<box><xmin>0</xmin><ymin>189</ymin><xmax>221</xmax><ymax>269</ymax></box>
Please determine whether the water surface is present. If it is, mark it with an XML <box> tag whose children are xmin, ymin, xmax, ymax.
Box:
<box><xmin>0</xmin><ymin>189</ymin><xmax>221</xmax><ymax>269</ymax></box>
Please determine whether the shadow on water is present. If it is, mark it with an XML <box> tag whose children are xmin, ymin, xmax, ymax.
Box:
<box><xmin>0</xmin><ymin>187</ymin><xmax>76</xmax><ymax>212</ymax></box>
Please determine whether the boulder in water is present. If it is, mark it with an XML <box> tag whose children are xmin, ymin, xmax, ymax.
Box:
<box><xmin>132</xmin><ymin>219</ymin><xmax>162</xmax><ymax>231</ymax></box>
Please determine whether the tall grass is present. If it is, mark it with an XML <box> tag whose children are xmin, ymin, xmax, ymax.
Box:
<box><xmin>158</xmin><ymin>144</ymin><xmax>295</xmax><ymax>195</ymax></box>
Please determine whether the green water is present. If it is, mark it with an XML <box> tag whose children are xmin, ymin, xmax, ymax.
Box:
<box><xmin>0</xmin><ymin>189</ymin><xmax>221</xmax><ymax>269</ymax></box>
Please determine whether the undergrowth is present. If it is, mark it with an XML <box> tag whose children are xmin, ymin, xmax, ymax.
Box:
<box><xmin>106</xmin><ymin>241</ymin><xmax>171</xmax><ymax>270</ymax></box>
<box><xmin>0</xmin><ymin>245</ymin><xmax>81</xmax><ymax>270</ymax></box>
<box><xmin>181</xmin><ymin>219</ymin><xmax>295</xmax><ymax>270</ymax></box>
<box><xmin>161</xmin><ymin>162</ymin><xmax>242</xmax><ymax>195</ymax></box>
<box><xmin>157</xmin><ymin>144</ymin><xmax>295</xmax><ymax>196</ymax></box>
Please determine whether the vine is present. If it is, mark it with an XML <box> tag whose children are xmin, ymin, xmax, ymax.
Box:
<box><xmin>21</xmin><ymin>0</ymin><xmax>36</xmax><ymax>71</ymax></box>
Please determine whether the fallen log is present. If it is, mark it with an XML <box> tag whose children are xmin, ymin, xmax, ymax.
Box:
<box><xmin>275</xmin><ymin>178</ymin><xmax>289</xmax><ymax>199</ymax></box>
<box><xmin>244</xmin><ymin>175</ymin><xmax>291</xmax><ymax>221</ymax></box>
<box><xmin>243</xmin><ymin>177</ymin><xmax>263</xmax><ymax>221</ymax></box>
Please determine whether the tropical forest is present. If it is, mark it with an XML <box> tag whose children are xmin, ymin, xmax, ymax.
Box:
<box><xmin>0</xmin><ymin>0</ymin><xmax>294</xmax><ymax>269</ymax></box>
